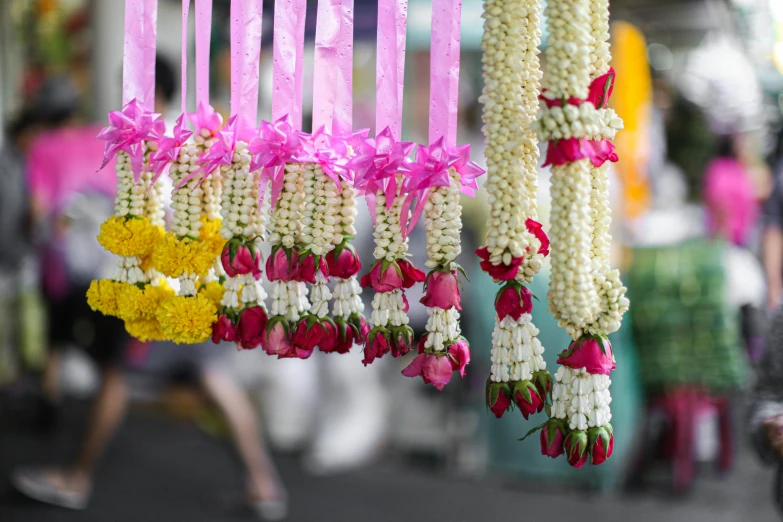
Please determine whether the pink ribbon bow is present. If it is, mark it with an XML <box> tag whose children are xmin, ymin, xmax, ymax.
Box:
<box><xmin>299</xmin><ymin>127</ymin><xmax>350</xmax><ymax>188</ymax></box>
<box><xmin>148</xmin><ymin>114</ymin><xmax>193</xmax><ymax>183</ymax></box>
<box><xmin>248</xmin><ymin>115</ymin><xmax>305</xmax><ymax>207</ymax></box>
<box><xmin>348</xmin><ymin>126</ymin><xmax>415</xmax><ymax>223</ymax></box>
<box><xmin>182</xmin><ymin>115</ymin><xmax>240</xmax><ymax>188</ymax></box>
<box><xmin>188</xmin><ymin>101</ymin><xmax>224</xmax><ymax>137</ymax></box>
<box><xmin>400</xmin><ymin>138</ymin><xmax>484</xmax><ymax>237</ymax></box>
<box><xmin>97</xmin><ymin>99</ymin><xmax>164</xmax><ymax>180</ymax></box>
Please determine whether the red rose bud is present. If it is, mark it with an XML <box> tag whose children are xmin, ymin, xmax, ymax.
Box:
<box><xmin>266</xmin><ymin>246</ymin><xmax>299</xmax><ymax>282</ymax></box>
<box><xmin>360</xmin><ymin>260</ymin><xmax>403</xmax><ymax>292</ymax></box>
<box><xmin>557</xmin><ymin>336</ymin><xmax>616</xmax><ymax>376</ymax></box>
<box><xmin>532</xmin><ymin>370</ymin><xmax>552</xmax><ymax>398</ymax></box>
<box><xmin>236</xmin><ymin>306</ymin><xmax>268</xmax><ymax>349</ymax></box>
<box><xmin>262</xmin><ymin>318</ymin><xmax>292</xmax><ymax>356</ymax></box>
<box><xmin>447</xmin><ymin>337</ymin><xmax>470</xmax><ymax>378</ymax></box>
<box><xmin>589</xmin><ymin>425</ymin><xmax>614</xmax><ymax>465</ymax></box>
<box><xmin>332</xmin><ymin>317</ymin><xmax>357</xmax><ymax>354</ymax></box>
<box><xmin>326</xmin><ymin>242</ymin><xmax>361</xmax><ymax>279</ymax></box>
<box><xmin>401</xmin><ymin>353</ymin><xmax>454</xmax><ymax>391</ymax></box>
<box><xmin>564</xmin><ymin>430</ymin><xmax>589</xmax><ymax>469</ymax></box>
<box><xmin>316</xmin><ymin>320</ymin><xmax>339</xmax><ymax>353</ymax></box>
<box><xmin>222</xmin><ymin>242</ymin><xmax>263</xmax><ymax>279</ymax></box>
<box><xmin>348</xmin><ymin>312</ymin><xmax>370</xmax><ymax>343</ymax></box>
<box><xmin>390</xmin><ymin>325</ymin><xmax>414</xmax><ymax>358</ymax></box>
<box><xmin>212</xmin><ymin>314</ymin><xmax>238</xmax><ymax>344</ymax></box>
<box><xmin>420</xmin><ymin>270</ymin><xmax>462</xmax><ymax>310</ymax></box>
<box><xmin>289</xmin><ymin>315</ymin><xmax>324</xmax><ymax>358</ymax></box>
<box><xmin>475</xmin><ymin>246</ymin><xmax>523</xmax><ymax>281</ymax></box>
<box><xmin>220</xmin><ymin>244</ymin><xmax>238</xmax><ymax>278</ymax></box>
<box><xmin>296</xmin><ymin>253</ymin><xmax>319</xmax><ymax>284</ymax></box>
<box><xmin>540</xmin><ymin>419</ymin><xmax>567</xmax><ymax>459</ymax></box>
<box><xmin>416</xmin><ymin>333</ymin><xmax>428</xmax><ymax>354</ymax></box>
<box><xmin>525</xmin><ymin>218</ymin><xmax>549</xmax><ymax>256</ymax></box>
<box><xmin>486</xmin><ymin>380</ymin><xmax>513</xmax><ymax>419</ymax></box>
<box><xmin>512</xmin><ymin>380</ymin><xmax>545</xmax><ymax>420</ymax></box>
<box><xmin>363</xmin><ymin>327</ymin><xmax>391</xmax><ymax>366</ymax></box>
<box><xmin>494</xmin><ymin>282</ymin><xmax>533</xmax><ymax>321</ymax></box>
<box><xmin>397</xmin><ymin>259</ymin><xmax>426</xmax><ymax>289</ymax></box>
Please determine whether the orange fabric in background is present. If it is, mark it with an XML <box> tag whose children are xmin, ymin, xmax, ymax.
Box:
<box><xmin>610</xmin><ymin>22</ymin><xmax>652</xmax><ymax>219</ymax></box>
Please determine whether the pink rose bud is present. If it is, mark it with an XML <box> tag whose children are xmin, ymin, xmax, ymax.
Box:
<box><xmin>390</xmin><ymin>325</ymin><xmax>414</xmax><ymax>358</ymax></box>
<box><xmin>525</xmin><ymin>219</ymin><xmax>549</xmax><ymax>256</ymax></box>
<box><xmin>564</xmin><ymin>430</ymin><xmax>589</xmax><ymax>469</ymax></box>
<box><xmin>266</xmin><ymin>246</ymin><xmax>299</xmax><ymax>282</ymax></box>
<box><xmin>212</xmin><ymin>314</ymin><xmax>237</xmax><ymax>344</ymax></box>
<box><xmin>296</xmin><ymin>253</ymin><xmax>319</xmax><ymax>284</ymax></box>
<box><xmin>401</xmin><ymin>353</ymin><xmax>454</xmax><ymax>391</ymax></box>
<box><xmin>362</xmin><ymin>327</ymin><xmax>391</xmax><ymax>366</ymax></box>
<box><xmin>512</xmin><ymin>380</ymin><xmax>545</xmax><ymax>420</ymax></box>
<box><xmin>262</xmin><ymin>318</ymin><xmax>291</xmax><ymax>356</ymax></box>
<box><xmin>288</xmin><ymin>316</ymin><xmax>324</xmax><ymax>359</ymax></box>
<box><xmin>420</xmin><ymin>270</ymin><xmax>462</xmax><ymax>310</ymax></box>
<box><xmin>475</xmin><ymin>246</ymin><xmax>524</xmax><ymax>281</ymax></box>
<box><xmin>234</xmin><ymin>244</ymin><xmax>262</xmax><ymax>279</ymax></box>
<box><xmin>494</xmin><ymin>282</ymin><xmax>533</xmax><ymax>321</ymax></box>
<box><xmin>540</xmin><ymin>419</ymin><xmax>567</xmax><ymax>459</ymax></box>
<box><xmin>236</xmin><ymin>306</ymin><xmax>268</xmax><ymax>349</ymax></box>
<box><xmin>326</xmin><ymin>243</ymin><xmax>361</xmax><ymax>279</ymax></box>
<box><xmin>589</xmin><ymin>425</ymin><xmax>614</xmax><ymax>465</ymax></box>
<box><xmin>486</xmin><ymin>380</ymin><xmax>512</xmax><ymax>419</ymax></box>
<box><xmin>447</xmin><ymin>337</ymin><xmax>470</xmax><ymax>378</ymax></box>
<box><xmin>332</xmin><ymin>317</ymin><xmax>358</xmax><ymax>354</ymax></box>
<box><xmin>557</xmin><ymin>336</ymin><xmax>616</xmax><ymax>376</ymax></box>
<box><xmin>397</xmin><ymin>259</ymin><xmax>426</xmax><ymax>289</ymax></box>
<box><xmin>220</xmin><ymin>245</ymin><xmax>239</xmax><ymax>278</ymax></box>
<box><xmin>416</xmin><ymin>334</ymin><xmax>428</xmax><ymax>354</ymax></box>
<box><xmin>360</xmin><ymin>260</ymin><xmax>404</xmax><ymax>292</ymax></box>
<box><xmin>348</xmin><ymin>313</ymin><xmax>370</xmax><ymax>344</ymax></box>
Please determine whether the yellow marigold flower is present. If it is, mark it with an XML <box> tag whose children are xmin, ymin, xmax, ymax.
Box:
<box><xmin>198</xmin><ymin>281</ymin><xmax>225</xmax><ymax>309</ymax></box>
<box><xmin>86</xmin><ymin>279</ymin><xmax>122</xmax><ymax>317</ymax></box>
<box><xmin>152</xmin><ymin>232</ymin><xmax>216</xmax><ymax>278</ymax></box>
<box><xmin>200</xmin><ymin>218</ymin><xmax>226</xmax><ymax>256</ymax></box>
<box><xmin>117</xmin><ymin>282</ymin><xmax>176</xmax><ymax>321</ymax></box>
<box><xmin>140</xmin><ymin>253</ymin><xmax>154</xmax><ymax>272</ymax></box>
<box><xmin>156</xmin><ymin>294</ymin><xmax>217</xmax><ymax>344</ymax></box>
<box><xmin>124</xmin><ymin>318</ymin><xmax>167</xmax><ymax>342</ymax></box>
<box><xmin>97</xmin><ymin>216</ymin><xmax>164</xmax><ymax>258</ymax></box>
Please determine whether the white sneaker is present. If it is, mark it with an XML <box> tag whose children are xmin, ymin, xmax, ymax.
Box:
<box><xmin>11</xmin><ymin>467</ymin><xmax>90</xmax><ymax>510</ymax></box>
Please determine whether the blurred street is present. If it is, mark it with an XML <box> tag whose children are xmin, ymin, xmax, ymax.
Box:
<box><xmin>0</xmin><ymin>399</ymin><xmax>778</xmax><ymax>522</ymax></box>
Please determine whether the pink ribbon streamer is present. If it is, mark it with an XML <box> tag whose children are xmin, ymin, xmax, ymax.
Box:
<box><xmin>149</xmin><ymin>114</ymin><xmax>193</xmax><ymax>182</ymax></box>
<box><xmin>122</xmin><ymin>0</ymin><xmax>158</xmax><ymax>111</ymax></box>
<box><xmin>428</xmin><ymin>0</ymin><xmax>461</xmax><ymax>147</ymax></box>
<box><xmin>375</xmin><ymin>0</ymin><xmax>408</xmax><ymax>138</ymax></box>
<box><xmin>181</xmin><ymin>0</ymin><xmax>190</xmax><ymax>115</ymax></box>
<box><xmin>272</xmin><ymin>0</ymin><xmax>307</xmax><ymax>129</ymax></box>
<box><xmin>400</xmin><ymin>138</ymin><xmax>483</xmax><ymax>237</ymax></box>
<box><xmin>312</xmin><ymin>0</ymin><xmax>354</xmax><ymax>136</ymax></box>
<box><xmin>230</xmin><ymin>0</ymin><xmax>263</xmax><ymax>140</ymax></box>
<box><xmin>195</xmin><ymin>0</ymin><xmax>212</xmax><ymax>107</ymax></box>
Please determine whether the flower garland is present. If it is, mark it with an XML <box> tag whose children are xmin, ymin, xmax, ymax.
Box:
<box><xmin>533</xmin><ymin>0</ymin><xmax>629</xmax><ymax>468</ymax></box>
<box><xmin>151</xmin><ymin>106</ymin><xmax>223</xmax><ymax>344</ymax></box>
<box><xmin>476</xmin><ymin>0</ymin><xmax>551</xmax><ymax>419</ymax></box>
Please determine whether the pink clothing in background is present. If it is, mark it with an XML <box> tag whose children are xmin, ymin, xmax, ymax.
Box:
<box><xmin>703</xmin><ymin>157</ymin><xmax>758</xmax><ymax>246</ymax></box>
<box><xmin>26</xmin><ymin>125</ymin><xmax>117</xmax><ymax>216</ymax></box>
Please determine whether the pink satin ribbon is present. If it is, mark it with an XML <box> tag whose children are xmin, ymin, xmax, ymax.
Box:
<box><xmin>375</xmin><ymin>0</ymin><xmax>408</xmax><ymax>138</ymax></box>
<box><xmin>97</xmin><ymin>100</ymin><xmax>164</xmax><ymax>180</ymax></box>
<box><xmin>184</xmin><ymin>115</ymin><xmax>239</xmax><ymax>188</ymax></box>
<box><xmin>181</xmin><ymin>0</ymin><xmax>189</xmax><ymax>115</ymax></box>
<box><xmin>149</xmin><ymin>114</ymin><xmax>193</xmax><ymax>181</ymax></box>
<box><xmin>230</xmin><ymin>0</ymin><xmax>263</xmax><ymax>140</ymax></box>
<box><xmin>122</xmin><ymin>0</ymin><xmax>158</xmax><ymax>111</ymax></box>
<box><xmin>401</xmin><ymin>138</ymin><xmax>483</xmax><ymax>237</ymax></box>
<box><xmin>540</xmin><ymin>68</ymin><xmax>619</xmax><ymax>168</ymax></box>
<box><xmin>195</xmin><ymin>0</ymin><xmax>212</xmax><ymax>107</ymax></box>
<box><xmin>428</xmin><ymin>0</ymin><xmax>461</xmax><ymax>147</ymax></box>
<box><xmin>248</xmin><ymin>116</ymin><xmax>305</xmax><ymax>206</ymax></box>
<box><xmin>348</xmin><ymin>126</ymin><xmax>415</xmax><ymax>223</ymax></box>
<box><xmin>272</xmin><ymin>0</ymin><xmax>307</xmax><ymax>129</ymax></box>
<box><xmin>313</xmin><ymin>0</ymin><xmax>354</xmax><ymax>136</ymax></box>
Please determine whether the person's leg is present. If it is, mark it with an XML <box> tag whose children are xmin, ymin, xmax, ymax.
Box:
<box><xmin>199</xmin><ymin>367</ymin><xmax>284</xmax><ymax>502</ymax></box>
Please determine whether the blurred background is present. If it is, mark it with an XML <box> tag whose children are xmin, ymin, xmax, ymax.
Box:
<box><xmin>2</xmin><ymin>0</ymin><xmax>783</xmax><ymax>520</ymax></box>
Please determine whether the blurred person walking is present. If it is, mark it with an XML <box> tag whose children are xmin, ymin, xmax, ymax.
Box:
<box><xmin>12</xmin><ymin>60</ymin><xmax>287</xmax><ymax>520</ymax></box>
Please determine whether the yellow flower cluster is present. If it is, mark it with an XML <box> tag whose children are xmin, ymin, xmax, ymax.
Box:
<box><xmin>198</xmin><ymin>281</ymin><xmax>226</xmax><ymax>310</ymax></box>
<box><xmin>156</xmin><ymin>294</ymin><xmax>217</xmax><ymax>344</ymax></box>
<box><xmin>152</xmin><ymin>232</ymin><xmax>216</xmax><ymax>279</ymax></box>
<box><xmin>97</xmin><ymin>216</ymin><xmax>164</xmax><ymax>258</ymax></box>
<box><xmin>124</xmin><ymin>317</ymin><xmax>167</xmax><ymax>342</ymax></box>
<box><xmin>200</xmin><ymin>218</ymin><xmax>226</xmax><ymax>256</ymax></box>
<box><xmin>86</xmin><ymin>279</ymin><xmax>123</xmax><ymax>317</ymax></box>
<box><xmin>117</xmin><ymin>282</ymin><xmax>175</xmax><ymax>322</ymax></box>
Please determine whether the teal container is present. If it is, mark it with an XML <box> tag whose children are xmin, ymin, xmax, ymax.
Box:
<box><xmin>465</xmin><ymin>267</ymin><xmax>641</xmax><ymax>491</ymax></box>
